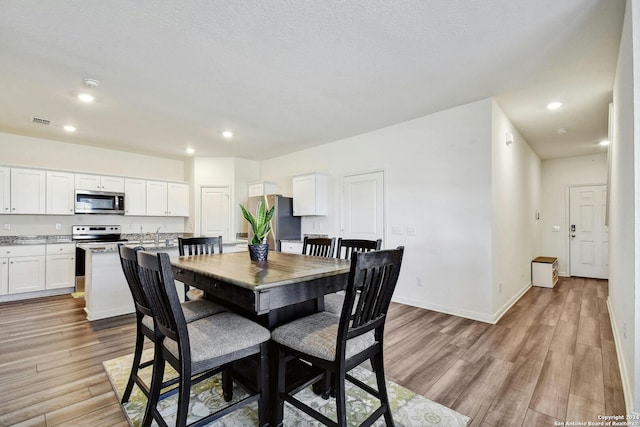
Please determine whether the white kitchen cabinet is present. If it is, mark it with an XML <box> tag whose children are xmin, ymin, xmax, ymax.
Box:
<box><xmin>124</xmin><ymin>178</ymin><xmax>147</xmax><ymax>216</ymax></box>
<box><xmin>10</xmin><ymin>168</ymin><xmax>46</xmax><ymax>214</ymax></box>
<box><xmin>46</xmin><ymin>170</ymin><xmax>75</xmax><ymax>215</ymax></box>
<box><xmin>280</xmin><ymin>241</ymin><xmax>303</xmax><ymax>254</ymax></box>
<box><xmin>2</xmin><ymin>245</ymin><xmax>46</xmax><ymax>294</ymax></box>
<box><xmin>75</xmin><ymin>174</ymin><xmax>125</xmax><ymax>192</ymax></box>
<box><xmin>146</xmin><ymin>181</ymin><xmax>168</xmax><ymax>216</ymax></box>
<box><xmin>45</xmin><ymin>244</ymin><xmax>76</xmax><ymax>290</ymax></box>
<box><xmin>0</xmin><ymin>257</ymin><xmax>8</xmax><ymax>295</ymax></box>
<box><xmin>532</xmin><ymin>256</ymin><xmax>559</xmax><ymax>288</ymax></box>
<box><xmin>146</xmin><ymin>181</ymin><xmax>189</xmax><ymax>217</ymax></box>
<box><xmin>292</xmin><ymin>173</ymin><xmax>329</xmax><ymax>216</ymax></box>
<box><xmin>248</xmin><ymin>181</ymin><xmax>278</xmax><ymax>197</ymax></box>
<box><xmin>0</xmin><ymin>166</ymin><xmax>10</xmax><ymax>214</ymax></box>
<box><xmin>167</xmin><ymin>182</ymin><xmax>189</xmax><ymax>216</ymax></box>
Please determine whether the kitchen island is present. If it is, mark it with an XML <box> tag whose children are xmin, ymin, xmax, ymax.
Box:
<box><xmin>83</xmin><ymin>241</ymin><xmax>247</xmax><ymax>321</ymax></box>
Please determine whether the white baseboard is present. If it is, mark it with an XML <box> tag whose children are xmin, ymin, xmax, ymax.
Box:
<box><xmin>492</xmin><ymin>281</ymin><xmax>532</xmax><ymax>324</ymax></box>
<box><xmin>607</xmin><ymin>297</ymin><xmax>635</xmax><ymax>414</ymax></box>
<box><xmin>0</xmin><ymin>287</ymin><xmax>74</xmax><ymax>303</ymax></box>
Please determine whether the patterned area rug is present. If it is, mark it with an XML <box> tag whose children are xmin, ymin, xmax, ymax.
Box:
<box><xmin>103</xmin><ymin>350</ymin><xmax>469</xmax><ymax>427</ymax></box>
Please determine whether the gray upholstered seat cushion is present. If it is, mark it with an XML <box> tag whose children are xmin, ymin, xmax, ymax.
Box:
<box><xmin>142</xmin><ymin>314</ymin><xmax>154</xmax><ymax>330</ymax></box>
<box><xmin>323</xmin><ymin>293</ymin><xmax>344</xmax><ymax>315</ymax></box>
<box><xmin>323</xmin><ymin>292</ymin><xmax>360</xmax><ymax>316</ymax></box>
<box><xmin>181</xmin><ymin>299</ymin><xmax>227</xmax><ymax>323</ymax></box>
<box><xmin>271</xmin><ymin>311</ymin><xmax>375</xmax><ymax>361</ymax></box>
<box><xmin>163</xmin><ymin>312</ymin><xmax>270</xmax><ymax>374</ymax></box>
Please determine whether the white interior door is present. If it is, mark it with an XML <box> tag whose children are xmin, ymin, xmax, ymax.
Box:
<box><xmin>341</xmin><ymin>171</ymin><xmax>384</xmax><ymax>244</ymax></box>
<box><xmin>200</xmin><ymin>186</ymin><xmax>230</xmax><ymax>241</ymax></box>
<box><xmin>569</xmin><ymin>185</ymin><xmax>608</xmax><ymax>279</ymax></box>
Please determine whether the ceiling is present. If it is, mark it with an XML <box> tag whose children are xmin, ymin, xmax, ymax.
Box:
<box><xmin>0</xmin><ymin>0</ymin><xmax>626</xmax><ymax>161</ymax></box>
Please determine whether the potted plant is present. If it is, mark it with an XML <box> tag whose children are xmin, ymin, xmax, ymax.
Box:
<box><xmin>240</xmin><ymin>197</ymin><xmax>275</xmax><ymax>261</ymax></box>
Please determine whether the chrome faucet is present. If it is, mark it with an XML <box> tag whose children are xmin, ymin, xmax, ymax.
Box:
<box><xmin>154</xmin><ymin>227</ymin><xmax>161</xmax><ymax>248</ymax></box>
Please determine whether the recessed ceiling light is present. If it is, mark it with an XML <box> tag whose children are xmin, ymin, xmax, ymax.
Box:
<box><xmin>546</xmin><ymin>101</ymin><xmax>562</xmax><ymax>110</ymax></box>
<box><xmin>186</xmin><ymin>147</ymin><xmax>195</xmax><ymax>155</ymax></box>
<box><xmin>222</xmin><ymin>130</ymin><xmax>234</xmax><ymax>139</ymax></box>
<box><xmin>599</xmin><ymin>140</ymin><xmax>610</xmax><ymax>146</ymax></box>
<box><xmin>557</xmin><ymin>128</ymin><xmax>568</xmax><ymax>134</ymax></box>
<box><xmin>63</xmin><ymin>125</ymin><xmax>77</xmax><ymax>132</ymax></box>
<box><xmin>78</xmin><ymin>93</ymin><xmax>95</xmax><ymax>103</ymax></box>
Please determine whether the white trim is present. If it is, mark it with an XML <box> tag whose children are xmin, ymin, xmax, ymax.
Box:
<box><xmin>85</xmin><ymin>305</ymin><xmax>134</xmax><ymax>321</ymax></box>
<box><xmin>393</xmin><ymin>281</ymin><xmax>531</xmax><ymax>325</ymax></box>
<box><xmin>0</xmin><ymin>287</ymin><xmax>73</xmax><ymax>303</ymax></box>
<box><xmin>607</xmin><ymin>296</ymin><xmax>634</xmax><ymax>414</ymax></box>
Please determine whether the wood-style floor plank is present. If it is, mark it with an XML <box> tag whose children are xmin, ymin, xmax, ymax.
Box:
<box><xmin>0</xmin><ymin>277</ymin><xmax>626</xmax><ymax>426</ymax></box>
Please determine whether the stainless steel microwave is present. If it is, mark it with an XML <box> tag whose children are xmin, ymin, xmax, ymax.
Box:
<box><xmin>74</xmin><ymin>190</ymin><xmax>125</xmax><ymax>214</ymax></box>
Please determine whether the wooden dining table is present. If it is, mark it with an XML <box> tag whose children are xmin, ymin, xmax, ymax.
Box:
<box><xmin>170</xmin><ymin>250</ymin><xmax>351</xmax><ymax>425</ymax></box>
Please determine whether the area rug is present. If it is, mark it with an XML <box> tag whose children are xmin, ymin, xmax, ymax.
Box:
<box><xmin>103</xmin><ymin>350</ymin><xmax>469</xmax><ymax>427</ymax></box>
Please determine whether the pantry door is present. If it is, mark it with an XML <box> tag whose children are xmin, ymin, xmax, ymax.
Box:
<box><xmin>200</xmin><ymin>186</ymin><xmax>230</xmax><ymax>242</ymax></box>
<box><xmin>341</xmin><ymin>171</ymin><xmax>384</xmax><ymax>244</ymax></box>
<box><xmin>569</xmin><ymin>185</ymin><xmax>608</xmax><ymax>279</ymax></box>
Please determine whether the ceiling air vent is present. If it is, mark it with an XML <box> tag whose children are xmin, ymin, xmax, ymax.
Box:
<box><xmin>31</xmin><ymin>116</ymin><xmax>51</xmax><ymax>125</ymax></box>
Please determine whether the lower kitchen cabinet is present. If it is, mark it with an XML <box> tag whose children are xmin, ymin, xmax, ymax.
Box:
<box><xmin>46</xmin><ymin>244</ymin><xmax>76</xmax><ymax>290</ymax></box>
<box><xmin>0</xmin><ymin>258</ymin><xmax>8</xmax><ymax>295</ymax></box>
<box><xmin>4</xmin><ymin>245</ymin><xmax>46</xmax><ymax>294</ymax></box>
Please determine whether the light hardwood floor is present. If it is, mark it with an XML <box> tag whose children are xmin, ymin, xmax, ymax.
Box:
<box><xmin>0</xmin><ymin>276</ymin><xmax>625</xmax><ymax>426</ymax></box>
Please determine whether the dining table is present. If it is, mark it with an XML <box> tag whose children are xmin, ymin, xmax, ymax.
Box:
<box><xmin>170</xmin><ymin>250</ymin><xmax>351</xmax><ymax>425</ymax></box>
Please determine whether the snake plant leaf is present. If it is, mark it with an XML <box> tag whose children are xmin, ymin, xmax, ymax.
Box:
<box><xmin>240</xmin><ymin>198</ymin><xmax>275</xmax><ymax>245</ymax></box>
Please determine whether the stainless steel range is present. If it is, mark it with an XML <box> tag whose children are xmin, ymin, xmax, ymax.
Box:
<box><xmin>74</xmin><ymin>225</ymin><xmax>128</xmax><ymax>291</ymax></box>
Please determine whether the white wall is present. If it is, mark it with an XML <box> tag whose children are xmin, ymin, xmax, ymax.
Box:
<box><xmin>261</xmin><ymin>99</ymin><xmax>498</xmax><ymax>321</ymax></box>
<box><xmin>608</xmin><ymin>0</ymin><xmax>637</xmax><ymax>413</ymax></box>
<box><xmin>540</xmin><ymin>154</ymin><xmax>608</xmax><ymax>276</ymax></box>
<box><xmin>491</xmin><ymin>101</ymin><xmax>542</xmax><ymax>317</ymax></box>
<box><xmin>0</xmin><ymin>132</ymin><xmax>185</xmax><ymax>181</ymax></box>
<box><xmin>0</xmin><ymin>132</ymin><xmax>188</xmax><ymax>236</ymax></box>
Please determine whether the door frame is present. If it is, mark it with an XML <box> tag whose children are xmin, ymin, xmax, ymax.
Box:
<box><xmin>566</xmin><ymin>183</ymin><xmax>607</xmax><ymax>278</ymax></box>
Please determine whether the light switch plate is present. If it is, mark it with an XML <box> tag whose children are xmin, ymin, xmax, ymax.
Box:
<box><xmin>407</xmin><ymin>226</ymin><xmax>416</xmax><ymax>236</ymax></box>
<box><xmin>552</xmin><ymin>225</ymin><xmax>560</xmax><ymax>232</ymax></box>
<box><xmin>391</xmin><ymin>226</ymin><xmax>402</xmax><ymax>236</ymax></box>
<box><xmin>3</xmin><ymin>224</ymin><xmax>9</xmax><ymax>230</ymax></box>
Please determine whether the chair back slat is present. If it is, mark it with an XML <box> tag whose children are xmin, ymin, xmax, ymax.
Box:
<box><xmin>136</xmin><ymin>251</ymin><xmax>188</xmax><ymax>345</ymax></box>
<box><xmin>302</xmin><ymin>237</ymin><xmax>336</xmax><ymax>257</ymax></box>
<box><xmin>178</xmin><ymin>237</ymin><xmax>223</xmax><ymax>256</ymax></box>
<box><xmin>118</xmin><ymin>244</ymin><xmax>152</xmax><ymax>317</ymax></box>
<box><xmin>338</xmin><ymin>247</ymin><xmax>404</xmax><ymax>344</ymax></box>
<box><xmin>335</xmin><ymin>238</ymin><xmax>382</xmax><ymax>260</ymax></box>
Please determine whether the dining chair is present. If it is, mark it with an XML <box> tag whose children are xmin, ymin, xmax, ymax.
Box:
<box><xmin>137</xmin><ymin>250</ymin><xmax>271</xmax><ymax>427</ymax></box>
<box><xmin>117</xmin><ymin>244</ymin><xmax>228</xmax><ymax>405</ymax></box>
<box><xmin>324</xmin><ymin>238</ymin><xmax>383</xmax><ymax>315</ymax></box>
<box><xmin>272</xmin><ymin>247</ymin><xmax>405</xmax><ymax>426</ymax></box>
<box><xmin>178</xmin><ymin>236</ymin><xmax>223</xmax><ymax>300</ymax></box>
<box><xmin>302</xmin><ymin>236</ymin><xmax>336</xmax><ymax>257</ymax></box>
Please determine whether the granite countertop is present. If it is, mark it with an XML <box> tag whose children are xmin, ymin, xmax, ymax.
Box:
<box><xmin>0</xmin><ymin>235</ymin><xmax>74</xmax><ymax>246</ymax></box>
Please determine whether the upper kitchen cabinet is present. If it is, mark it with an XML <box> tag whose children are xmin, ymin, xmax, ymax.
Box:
<box><xmin>0</xmin><ymin>166</ymin><xmax>9</xmax><ymax>214</ymax></box>
<box><xmin>75</xmin><ymin>174</ymin><xmax>125</xmax><ymax>192</ymax></box>
<box><xmin>11</xmin><ymin>168</ymin><xmax>46</xmax><ymax>214</ymax></box>
<box><xmin>248</xmin><ymin>181</ymin><xmax>278</xmax><ymax>198</ymax></box>
<box><xmin>146</xmin><ymin>181</ymin><xmax>189</xmax><ymax>217</ymax></box>
<box><xmin>124</xmin><ymin>178</ymin><xmax>146</xmax><ymax>216</ymax></box>
<box><xmin>292</xmin><ymin>173</ymin><xmax>329</xmax><ymax>216</ymax></box>
<box><xmin>46</xmin><ymin>171</ymin><xmax>75</xmax><ymax>215</ymax></box>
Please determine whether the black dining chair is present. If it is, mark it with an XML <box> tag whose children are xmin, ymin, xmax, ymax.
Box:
<box><xmin>324</xmin><ymin>238</ymin><xmax>383</xmax><ymax>315</ymax></box>
<box><xmin>302</xmin><ymin>236</ymin><xmax>336</xmax><ymax>257</ymax></box>
<box><xmin>137</xmin><ymin>251</ymin><xmax>271</xmax><ymax>427</ymax></box>
<box><xmin>272</xmin><ymin>247</ymin><xmax>405</xmax><ymax>427</ymax></box>
<box><xmin>117</xmin><ymin>244</ymin><xmax>228</xmax><ymax>405</ymax></box>
<box><xmin>178</xmin><ymin>236</ymin><xmax>223</xmax><ymax>300</ymax></box>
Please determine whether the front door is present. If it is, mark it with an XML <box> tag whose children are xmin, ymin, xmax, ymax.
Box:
<box><xmin>200</xmin><ymin>186</ymin><xmax>230</xmax><ymax>242</ymax></box>
<box><xmin>341</xmin><ymin>171</ymin><xmax>384</xmax><ymax>243</ymax></box>
<box><xmin>569</xmin><ymin>185</ymin><xmax>608</xmax><ymax>279</ymax></box>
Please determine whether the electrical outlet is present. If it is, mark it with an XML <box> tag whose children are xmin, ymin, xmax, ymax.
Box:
<box><xmin>55</xmin><ymin>223</ymin><xmax>62</xmax><ymax>230</ymax></box>
<box><xmin>3</xmin><ymin>224</ymin><xmax>9</xmax><ymax>230</ymax></box>
<box><xmin>416</xmin><ymin>277</ymin><xmax>423</xmax><ymax>287</ymax></box>
<box><xmin>498</xmin><ymin>282</ymin><xmax>503</xmax><ymax>293</ymax></box>
<box><xmin>623</xmin><ymin>322</ymin><xmax>627</xmax><ymax>339</ymax></box>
